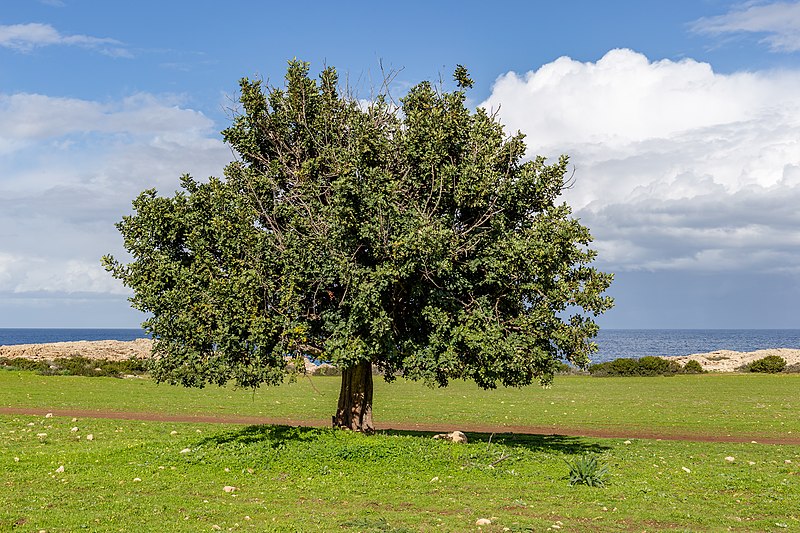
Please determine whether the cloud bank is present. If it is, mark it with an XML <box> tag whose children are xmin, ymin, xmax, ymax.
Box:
<box><xmin>0</xmin><ymin>91</ymin><xmax>232</xmax><ymax>301</ymax></box>
<box><xmin>481</xmin><ymin>49</ymin><xmax>800</xmax><ymax>275</ymax></box>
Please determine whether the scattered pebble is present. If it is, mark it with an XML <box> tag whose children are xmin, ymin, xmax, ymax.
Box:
<box><xmin>86</xmin><ymin>434</ymin><xmax>94</xmax><ymax>441</ymax></box>
<box><xmin>430</xmin><ymin>476</ymin><xmax>439</xmax><ymax>483</ymax></box>
<box><xmin>170</xmin><ymin>431</ymin><xmax>178</xmax><ymax>435</ymax></box>
<box><xmin>725</xmin><ymin>456</ymin><xmax>735</xmax><ymax>462</ymax></box>
<box><xmin>476</xmin><ymin>518</ymin><xmax>491</xmax><ymax>526</ymax></box>
<box><xmin>211</xmin><ymin>525</ymin><xmax>221</xmax><ymax>531</ymax></box>
<box><xmin>682</xmin><ymin>467</ymin><xmax>691</xmax><ymax>473</ymax></box>
<box><xmin>223</xmin><ymin>485</ymin><xmax>237</xmax><ymax>493</ymax></box>
<box><xmin>72</xmin><ymin>418</ymin><xmax>77</xmax><ymax>422</ymax></box>
<box><xmin>55</xmin><ymin>466</ymin><xmax>64</xmax><ymax>473</ymax></box>
<box><xmin>749</xmin><ymin>461</ymin><xmax>756</xmax><ymax>465</ymax></box>
<box><xmin>14</xmin><ymin>457</ymin><xmax>19</xmax><ymax>462</ymax></box>
<box><xmin>45</xmin><ymin>413</ymin><xmax>53</xmax><ymax>418</ymax></box>
<box><xmin>623</xmin><ymin>440</ymin><xmax>632</xmax><ymax>445</ymax></box>
<box><xmin>27</xmin><ymin>422</ymin><xmax>35</xmax><ymax>426</ymax></box>
<box><xmin>244</xmin><ymin>516</ymin><xmax>251</xmax><ymax>521</ymax></box>
<box><xmin>785</xmin><ymin>459</ymin><xmax>792</xmax><ymax>464</ymax></box>
<box><xmin>71</xmin><ymin>427</ymin><xmax>79</xmax><ymax>432</ymax></box>
<box><xmin>180</xmin><ymin>448</ymin><xmax>191</xmax><ymax>454</ymax></box>
<box><xmin>36</xmin><ymin>433</ymin><xmax>47</xmax><ymax>438</ymax></box>
<box><xmin>133</xmin><ymin>477</ymin><xmax>141</xmax><ymax>482</ymax></box>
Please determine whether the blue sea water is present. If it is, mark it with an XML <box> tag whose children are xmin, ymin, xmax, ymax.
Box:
<box><xmin>592</xmin><ymin>329</ymin><xmax>800</xmax><ymax>363</ymax></box>
<box><xmin>0</xmin><ymin>328</ymin><xmax>148</xmax><ymax>346</ymax></box>
<box><xmin>1</xmin><ymin>328</ymin><xmax>798</xmax><ymax>363</ymax></box>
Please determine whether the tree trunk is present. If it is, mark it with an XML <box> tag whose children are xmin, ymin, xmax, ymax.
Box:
<box><xmin>332</xmin><ymin>360</ymin><xmax>374</xmax><ymax>434</ymax></box>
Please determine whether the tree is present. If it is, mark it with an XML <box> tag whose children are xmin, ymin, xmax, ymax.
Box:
<box><xmin>103</xmin><ymin>61</ymin><xmax>613</xmax><ymax>434</ymax></box>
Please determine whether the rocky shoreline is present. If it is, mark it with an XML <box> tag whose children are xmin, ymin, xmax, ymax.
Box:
<box><xmin>1</xmin><ymin>339</ymin><xmax>799</xmax><ymax>373</ymax></box>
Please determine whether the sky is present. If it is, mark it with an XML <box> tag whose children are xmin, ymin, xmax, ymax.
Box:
<box><xmin>1</xmin><ymin>0</ymin><xmax>800</xmax><ymax>329</ymax></box>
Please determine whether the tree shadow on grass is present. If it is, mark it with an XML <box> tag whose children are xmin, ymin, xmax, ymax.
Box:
<box><xmin>198</xmin><ymin>423</ymin><xmax>328</xmax><ymax>447</ymax></box>
<box><xmin>198</xmin><ymin>423</ymin><xmax>610</xmax><ymax>455</ymax></box>
<box><xmin>379</xmin><ymin>429</ymin><xmax>611</xmax><ymax>455</ymax></box>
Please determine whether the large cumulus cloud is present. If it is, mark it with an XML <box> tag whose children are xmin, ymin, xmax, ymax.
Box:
<box><xmin>481</xmin><ymin>49</ymin><xmax>800</xmax><ymax>275</ymax></box>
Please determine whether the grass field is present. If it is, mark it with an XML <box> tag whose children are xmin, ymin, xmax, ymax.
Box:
<box><xmin>2</xmin><ymin>371</ymin><xmax>799</xmax><ymax>531</ymax></box>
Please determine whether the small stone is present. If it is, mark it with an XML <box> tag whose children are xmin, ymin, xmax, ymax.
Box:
<box><xmin>725</xmin><ymin>456</ymin><xmax>735</xmax><ymax>462</ymax></box>
<box><xmin>244</xmin><ymin>516</ymin><xmax>251</xmax><ymax>521</ymax></box>
<box><xmin>430</xmin><ymin>476</ymin><xmax>439</xmax><ymax>483</ymax></box>
<box><xmin>433</xmin><ymin>430</ymin><xmax>468</xmax><ymax>443</ymax></box>
<box><xmin>748</xmin><ymin>461</ymin><xmax>756</xmax><ymax>465</ymax></box>
<box><xmin>180</xmin><ymin>448</ymin><xmax>191</xmax><ymax>454</ymax></box>
<box><xmin>72</xmin><ymin>418</ymin><xmax>78</xmax><ymax>422</ymax></box>
<box><xmin>682</xmin><ymin>467</ymin><xmax>691</xmax><ymax>473</ymax></box>
<box><xmin>551</xmin><ymin>525</ymin><xmax>561</xmax><ymax>530</ymax></box>
<box><xmin>71</xmin><ymin>427</ymin><xmax>79</xmax><ymax>432</ymax></box>
<box><xmin>224</xmin><ymin>468</ymin><xmax>230</xmax><ymax>472</ymax></box>
<box><xmin>36</xmin><ymin>433</ymin><xmax>47</xmax><ymax>438</ymax></box>
<box><xmin>476</xmin><ymin>518</ymin><xmax>491</xmax><ymax>526</ymax></box>
<box><xmin>133</xmin><ymin>477</ymin><xmax>141</xmax><ymax>482</ymax></box>
<box><xmin>211</xmin><ymin>526</ymin><xmax>221</xmax><ymax>531</ymax></box>
<box><xmin>14</xmin><ymin>457</ymin><xmax>19</xmax><ymax>462</ymax></box>
<box><xmin>55</xmin><ymin>465</ymin><xmax>64</xmax><ymax>473</ymax></box>
<box><xmin>170</xmin><ymin>431</ymin><xmax>178</xmax><ymax>435</ymax></box>
<box><xmin>45</xmin><ymin>413</ymin><xmax>53</xmax><ymax>418</ymax></box>
<box><xmin>86</xmin><ymin>434</ymin><xmax>94</xmax><ymax>441</ymax></box>
<box><xmin>223</xmin><ymin>485</ymin><xmax>237</xmax><ymax>493</ymax></box>
<box><xmin>623</xmin><ymin>440</ymin><xmax>632</xmax><ymax>445</ymax></box>
<box><xmin>27</xmin><ymin>422</ymin><xmax>35</xmax><ymax>426</ymax></box>
<box><xmin>785</xmin><ymin>459</ymin><xmax>793</xmax><ymax>464</ymax></box>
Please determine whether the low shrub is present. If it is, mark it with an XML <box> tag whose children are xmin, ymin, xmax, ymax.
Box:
<box><xmin>747</xmin><ymin>355</ymin><xmax>786</xmax><ymax>374</ymax></box>
<box><xmin>0</xmin><ymin>356</ymin><xmax>147</xmax><ymax>378</ymax></box>
<box><xmin>681</xmin><ymin>360</ymin><xmax>704</xmax><ymax>374</ymax></box>
<box><xmin>588</xmin><ymin>357</ymin><xmax>680</xmax><ymax>377</ymax></box>
<box><xmin>565</xmin><ymin>454</ymin><xmax>609</xmax><ymax>487</ymax></box>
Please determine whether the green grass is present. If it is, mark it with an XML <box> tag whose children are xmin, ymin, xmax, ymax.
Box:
<box><xmin>2</xmin><ymin>414</ymin><xmax>799</xmax><ymax>531</ymax></box>
<box><xmin>2</xmin><ymin>371</ymin><xmax>799</xmax><ymax>439</ymax></box>
<box><xmin>1</xmin><ymin>371</ymin><xmax>800</xmax><ymax>531</ymax></box>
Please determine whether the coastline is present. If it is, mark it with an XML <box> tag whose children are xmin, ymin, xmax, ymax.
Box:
<box><xmin>2</xmin><ymin>339</ymin><xmax>800</xmax><ymax>372</ymax></box>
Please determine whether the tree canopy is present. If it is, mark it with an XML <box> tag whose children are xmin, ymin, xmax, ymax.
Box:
<box><xmin>104</xmin><ymin>61</ymin><xmax>613</xmax><ymax>433</ymax></box>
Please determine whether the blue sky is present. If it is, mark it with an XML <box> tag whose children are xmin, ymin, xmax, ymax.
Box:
<box><xmin>2</xmin><ymin>0</ymin><xmax>800</xmax><ymax>328</ymax></box>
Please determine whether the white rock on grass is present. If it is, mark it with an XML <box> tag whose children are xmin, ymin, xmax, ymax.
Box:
<box><xmin>55</xmin><ymin>465</ymin><xmax>64</xmax><ymax>473</ymax></box>
<box><xmin>45</xmin><ymin>413</ymin><xmax>53</xmax><ymax>418</ymax></box>
<box><xmin>476</xmin><ymin>518</ymin><xmax>492</xmax><ymax>526</ymax></box>
<box><xmin>179</xmin><ymin>448</ymin><xmax>191</xmax><ymax>454</ymax></box>
<box><xmin>86</xmin><ymin>434</ymin><xmax>94</xmax><ymax>441</ymax></box>
<box><xmin>71</xmin><ymin>427</ymin><xmax>79</xmax><ymax>432</ymax></box>
<box><xmin>725</xmin><ymin>456</ymin><xmax>735</xmax><ymax>462</ymax></box>
<box><xmin>433</xmin><ymin>431</ymin><xmax>468</xmax><ymax>443</ymax></box>
<box><xmin>223</xmin><ymin>485</ymin><xmax>237</xmax><ymax>493</ymax></box>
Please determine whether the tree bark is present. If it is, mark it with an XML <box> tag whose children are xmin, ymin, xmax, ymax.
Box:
<box><xmin>332</xmin><ymin>360</ymin><xmax>374</xmax><ymax>434</ymax></box>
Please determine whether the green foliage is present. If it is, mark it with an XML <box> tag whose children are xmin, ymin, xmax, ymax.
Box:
<box><xmin>104</xmin><ymin>60</ymin><xmax>612</xmax><ymax>396</ymax></box>
<box><xmin>588</xmin><ymin>357</ymin><xmax>680</xmax><ymax>377</ymax></box>
<box><xmin>0</xmin><ymin>357</ymin><xmax>147</xmax><ymax>378</ymax></box>
<box><xmin>747</xmin><ymin>355</ymin><xmax>786</xmax><ymax>373</ymax></box>
<box><xmin>681</xmin><ymin>359</ymin><xmax>704</xmax><ymax>374</ymax></box>
<box><xmin>565</xmin><ymin>454</ymin><xmax>608</xmax><ymax>487</ymax></box>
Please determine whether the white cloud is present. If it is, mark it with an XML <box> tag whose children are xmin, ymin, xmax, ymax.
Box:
<box><xmin>691</xmin><ymin>1</ymin><xmax>800</xmax><ymax>52</ymax></box>
<box><xmin>0</xmin><ymin>92</ymin><xmax>233</xmax><ymax>297</ymax></box>
<box><xmin>0</xmin><ymin>22</ymin><xmax>129</xmax><ymax>56</ymax></box>
<box><xmin>481</xmin><ymin>49</ymin><xmax>800</xmax><ymax>275</ymax></box>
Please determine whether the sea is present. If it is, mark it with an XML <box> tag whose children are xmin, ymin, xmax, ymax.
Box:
<box><xmin>1</xmin><ymin>328</ymin><xmax>798</xmax><ymax>364</ymax></box>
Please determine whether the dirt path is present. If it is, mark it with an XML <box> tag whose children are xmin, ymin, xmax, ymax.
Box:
<box><xmin>3</xmin><ymin>407</ymin><xmax>799</xmax><ymax>445</ymax></box>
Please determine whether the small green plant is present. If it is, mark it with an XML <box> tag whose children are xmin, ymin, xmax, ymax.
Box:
<box><xmin>681</xmin><ymin>360</ymin><xmax>704</xmax><ymax>374</ymax></box>
<box><xmin>564</xmin><ymin>454</ymin><xmax>609</xmax><ymax>487</ymax></box>
<box><xmin>747</xmin><ymin>355</ymin><xmax>786</xmax><ymax>374</ymax></box>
